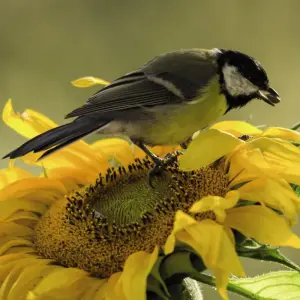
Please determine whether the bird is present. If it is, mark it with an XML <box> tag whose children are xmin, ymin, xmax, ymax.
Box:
<box><xmin>3</xmin><ymin>48</ymin><xmax>280</xmax><ymax>185</ymax></box>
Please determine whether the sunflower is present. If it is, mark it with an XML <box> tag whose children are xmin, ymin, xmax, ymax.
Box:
<box><xmin>1</xmin><ymin>98</ymin><xmax>300</xmax><ymax>300</ymax></box>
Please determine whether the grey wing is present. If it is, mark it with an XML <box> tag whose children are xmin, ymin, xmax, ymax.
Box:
<box><xmin>65</xmin><ymin>50</ymin><xmax>218</xmax><ymax>119</ymax></box>
<box><xmin>65</xmin><ymin>72</ymin><xmax>180</xmax><ymax>118</ymax></box>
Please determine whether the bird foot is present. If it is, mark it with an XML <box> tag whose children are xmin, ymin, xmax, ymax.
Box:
<box><xmin>147</xmin><ymin>150</ymin><xmax>183</xmax><ymax>188</ymax></box>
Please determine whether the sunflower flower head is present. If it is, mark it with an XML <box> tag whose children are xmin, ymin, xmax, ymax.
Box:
<box><xmin>1</xmin><ymin>99</ymin><xmax>300</xmax><ymax>300</ymax></box>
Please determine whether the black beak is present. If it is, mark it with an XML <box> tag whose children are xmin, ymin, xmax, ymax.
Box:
<box><xmin>257</xmin><ymin>87</ymin><xmax>281</xmax><ymax>106</ymax></box>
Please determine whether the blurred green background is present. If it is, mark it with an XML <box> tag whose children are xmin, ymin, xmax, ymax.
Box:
<box><xmin>0</xmin><ymin>1</ymin><xmax>299</xmax><ymax>299</ymax></box>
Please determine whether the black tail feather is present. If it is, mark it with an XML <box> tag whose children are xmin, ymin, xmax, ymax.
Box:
<box><xmin>3</xmin><ymin>117</ymin><xmax>107</xmax><ymax>160</ymax></box>
<box><xmin>37</xmin><ymin>129</ymin><xmax>97</xmax><ymax>160</ymax></box>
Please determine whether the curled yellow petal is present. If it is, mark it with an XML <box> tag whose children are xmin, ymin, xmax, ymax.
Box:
<box><xmin>150</xmin><ymin>145</ymin><xmax>180</xmax><ymax>157</ymax></box>
<box><xmin>81</xmin><ymin>277</ymin><xmax>108</xmax><ymax>300</ymax></box>
<box><xmin>2</xmin><ymin>99</ymin><xmax>57</xmax><ymax>139</ymax></box>
<box><xmin>228</xmin><ymin>147</ymin><xmax>274</xmax><ymax>187</ymax></box>
<box><xmin>119</xmin><ymin>247</ymin><xmax>159</xmax><ymax>300</ymax></box>
<box><xmin>71</xmin><ymin>76</ymin><xmax>110</xmax><ymax>88</ymax></box>
<box><xmin>190</xmin><ymin>191</ymin><xmax>240</xmax><ymax>223</ymax></box>
<box><xmin>237</xmin><ymin>178</ymin><xmax>299</xmax><ymax>224</ymax></box>
<box><xmin>0</xmin><ymin>178</ymin><xmax>67</xmax><ymax>206</ymax></box>
<box><xmin>132</xmin><ymin>144</ymin><xmax>180</xmax><ymax>161</ymax></box>
<box><xmin>179</xmin><ymin>129</ymin><xmax>243</xmax><ymax>171</ymax></box>
<box><xmin>211</xmin><ymin>121</ymin><xmax>262</xmax><ymax>137</ymax></box>
<box><xmin>226</xmin><ymin>206</ymin><xmax>300</xmax><ymax>248</ymax></box>
<box><xmin>166</xmin><ymin>212</ymin><xmax>244</xmax><ymax>300</ymax></box>
<box><xmin>2</xmin><ymin>100</ymin><xmax>108</xmax><ymax>172</ymax></box>
<box><xmin>7</xmin><ymin>261</ymin><xmax>56</xmax><ymax>300</ymax></box>
<box><xmin>45</xmin><ymin>167</ymin><xmax>99</xmax><ymax>192</ymax></box>
<box><xmin>27</xmin><ymin>267</ymin><xmax>98</xmax><ymax>300</ymax></box>
<box><xmin>263</xmin><ymin>152</ymin><xmax>300</xmax><ymax>185</ymax></box>
<box><xmin>262</xmin><ymin>127</ymin><xmax>300</xmax><ymax>142</ymax></box>
<box><xmin>0</xmin><ymin>221</ymin><xmax>33</xmax><ymax>239</ymax></box>
<box><xmin>6</xmin><ymin>210</ymin><xmax>40</xmax><ymax>229</ymax></box>
<box><xmin>0</xmin><ymin>167</ymin><xmax>32</xmax><ymax>190</ymax></box>
<box><xmin>249</xmin><ymin>137</ymin><xmax>300</xmax><ymax>163</ymax></box>
<box><xmin>105</xmin><ymin>272</ymin><xmax>123</xmax><ymax>300</ymax></box>
<box><xmin>0</xmin><ymin>199</ymin><xmax>47</xmax><ymax>221</ymax></box>
<box><xmin>91</xmin><ymin>138</ymin><xmax>135</xmax><ymax>166</ymax></box>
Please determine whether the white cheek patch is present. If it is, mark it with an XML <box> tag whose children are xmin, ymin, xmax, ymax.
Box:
<box><xmin>222</xmin><ymin>64</ymin><xmax>258</xmax><ymax>97</ymax></box>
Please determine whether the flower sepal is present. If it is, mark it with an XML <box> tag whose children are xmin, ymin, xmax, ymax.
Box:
<box><xmin>147</xmin><ymin>247</ymin><xmax>206</xmax><ymax>299</ymax></box>
<box><xmin>236</xmin><ymin>242</ymin><xmax>300</xmax><ymax>272</ymax></box>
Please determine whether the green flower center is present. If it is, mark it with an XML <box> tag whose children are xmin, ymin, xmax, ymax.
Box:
<box><xmin>33</xmin><ymin>157</ymin><xmax>229</xmax><ymax>278</ymax></box>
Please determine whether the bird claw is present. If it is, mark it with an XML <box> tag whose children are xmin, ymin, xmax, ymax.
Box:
<box><xmin>147</xmin><ymin>150</ymin><xmax>183</xmax><ymax>188</ymax></box>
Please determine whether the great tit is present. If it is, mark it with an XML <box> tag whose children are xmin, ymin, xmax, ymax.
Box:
<box><xmin>3</xmin><ymin>48</ymin><xmax>280</xmax><ymax>178</ymax></box>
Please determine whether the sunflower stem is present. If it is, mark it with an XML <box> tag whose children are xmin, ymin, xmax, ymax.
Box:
<box><xmin>190</xmin><ymin>273</ymin><xmax>258</xmax><ymax>300</ymax></box>
<box><xmin>183</xmin><ymin>278</ymin><xmax>203</xmax><ymax>300</ymax></box>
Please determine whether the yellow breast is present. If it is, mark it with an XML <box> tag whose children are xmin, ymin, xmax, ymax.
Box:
<box><xmin>147</xmin><ymin>79</ymin><xmax>228</xmax><ymax>145</ymax></box>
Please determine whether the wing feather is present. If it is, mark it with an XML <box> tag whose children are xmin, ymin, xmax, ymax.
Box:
<box><xmin>65</xmin><ymin>50</ymin><xmax>218</xmax><ymax>119</ymax></box>
<box><xmin>66</xmin><ymin>77</ymin><xmax>177</xmax><ymax>118</ymax></box>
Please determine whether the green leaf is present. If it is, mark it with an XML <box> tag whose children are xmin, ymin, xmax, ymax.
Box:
<box><xmin>148</xmin><ymin>256</ymin><xmax>170</xmax><ymax>299</ymax></box>
<box><xmin>230</xmin><ymin>271</ymin><xmax>300</xmax><ymax>300</ymax></box>
<box><xmin>191</xmin><ymin>273</ymin><xmax>257</xmax><ymax>299</ymax></box>
<box><xmin>291</xmin><ymin>184</ymin><xmax>300</xmax><ymax>196</ymax></box>
<box><xmin>291</xmin><ymin>122</ymin><xmax>300</xmax><ymax>131</ymax></box>
<box><xmin>295</xmin><ymin>186</ymin><xmax>300</xmax><ymax>197</ymax></box>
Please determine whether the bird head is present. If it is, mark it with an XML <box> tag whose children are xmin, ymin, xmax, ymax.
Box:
<box><xmin>216</xmin><ymin>49</ymin><xmax>280</xmax><ymax>110</ymax></box>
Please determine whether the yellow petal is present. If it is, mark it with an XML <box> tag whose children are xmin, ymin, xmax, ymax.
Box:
<box><xmin>7</xmin><ymin>261</ymin><xmax>55</xmax><ymax>300</ymax></box>
<box><xmin>2</xmin><ymin>99</ymin><xmax>57</xmax><ymax>139</ymax></box>
<box><xmin>0</xmin><ymin>221</ymin><xmax>33</xmax><ymax>238</ymax></box>
<box><xmin>0</xmin><ymin>238</ymin><xmax>33</xmax><ymax>256</ymax></box>
<box><xmin>0</xmin><ymin>262</ymin><xmax>27</xmax><ymax>299</ymax></box>
<box><xmin>150</xmin><ymin>145</ymin><xmax>180</xmax><ymax>157</ymax></box>
<box><xmin>215</xmin><ymin>269</ymin><xmax>230</xmax><ymax>300</ymax></box>
<box><xmin>166</xmin><ymin>212</ymin><xmax>244</xmax><ymax>299</ymax></box>
<box><xmin>165</xmin><ymin>211</ymin><xmax>196</xmax><ymax>254</ymax></box>
<box><xmin>105</xmin><ymin>272</ymin><xmax>124</xmax><ymax>300</ymax></box>
<box><xmin>43</xmin><ymin>150</ymin><xmax>107</xmax><ymax>172</ymax></box>
<box><xmin>0</xmin><ymin>255</ymin><xmax>40</xmax><ymax>289</ymax></box>
<box><xmin>0</xmin><ymin>178</ymin><xmax>67</xmax><ymax>205</ymax></box>
<box><xmin>20</xmin><ymin>141</ymin><xmax>108</xmax><ymax>173</ymax></box>
<box><xmin>27</xmin><ymin>267</ymin><xmax>97</xmax><ymax>299</ymax></box>
<box><xmin>81</xmin><ymin>277</ymin><xmax>108</xmax><ymax>300</ymax></box>
<box><xmin>4</xmin><ymin>246</ymin><xmax>35</xmax><ymax>255</ymax></box>
<box><xmin>179</xmin><ymin>129</ymin><xmax>243</xmax><ymax>171</ymax></box>
<box><xmin>0</xmin><ymin>253</ymin><xmax>38</xmax><ymax>268</ymax></box>
<box><xmin>249</xmin><ymin>137</ymin><xmax>300</xmax><ymax>163</ymax></box>
<box><xmin>211</xmin><ymin>121</ymin><xmax>262</xmax><ymax>137</ymax></box>
<box><xmin>165</xmin><ymin>211</ymin><xmax>244</xmax><ymax>271</ymax></box>
<box><xmin>0</xmin><ymin>199</ymin><xmax>47</xmax><ymax>221</ymax></box>
<box><xmin>132</xmin><ymin>145</ymin><xmax>147</xmax><ymax>159</ymax></box>
<box><xmin>0</xmin><ymin>167</ymin><xmax>32</xmax><ymax>190</ymax></box>
<box><xmin>230</xmin><ymin>138</ymin><xmax>300</xmax><ymax>185</ymax></box>
<box><xmin>263</xmin><ymin>152</ymin><xmax>300</xmax><ymax>185</ymax></box>
<box><xmin>228</xmin><ymin>147</ymin><xmax>273</xmax><ymax>187</ymax></box>
<box><xmin>237</xmin><ymin>178</ymin><xmax>299</xmax><ymax>224</ymax></box>
<box><xmin>262</xmin><ymin>127</ymin><xmax>300</xmax><ymax>142</ymax></box>
<box><xmin>190</xmin><ymin>191</ymin><xmax>240</xmax><ymax>223</ymax></box>
<box><xmin>7</xmin><ymin>210</ymin><xmax>40</xmax><ymax>229</ymax></box>
<box><xmin>45</xmin><ymin>167</ymin><xmax>99</xmax><ymax>192</ymax></box>
<box><xmin>119</xmin><ymin>247</ymin><xmax>159</xmax><ymax>300</ymax></box>
<box><xmin>91</xmin><ymin>138</ymin><xmax>135</xmax><ymax>167</ymax></box>
<box><xmin>71</xmin><ymin>76</ymin><xmax>110</xmax><ymax>88</ymax></box>
<box><xmin>226</xmin><ymin>206</ymin><xmax>300</xmax><ymax>248</ymax></box>
<box><xmin>3</xmin><ymin>100</ymin><xmax>108</xmax><ymax>172</ymax></box>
